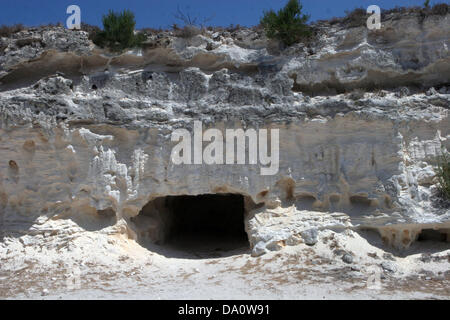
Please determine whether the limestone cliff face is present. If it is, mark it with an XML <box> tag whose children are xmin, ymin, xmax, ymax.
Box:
<box><xmin>0</xmin><ymin>11</ymin><xmax>449</xmax><ymax>255</ymax></box>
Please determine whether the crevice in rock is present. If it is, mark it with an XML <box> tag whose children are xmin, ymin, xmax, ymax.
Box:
<box><xmin>349</xmin><ymin>195</ymin><xmax>373</xmax><ymax>207</ymax></box>
<box><xmin>294</xmin><ymin>194</ymin><xmax>318</xmax><ymax>211</ymax></box>
<box><xmin>348</xmin><ymin>195</ymin><xmax>377</xmax><ymax>215</ymax></box>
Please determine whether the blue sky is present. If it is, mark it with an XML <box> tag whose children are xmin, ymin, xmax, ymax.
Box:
<box><xmin>0</xmin><ymin>0</ymin><xmax>446</xmax><ymax>28</ymax></box>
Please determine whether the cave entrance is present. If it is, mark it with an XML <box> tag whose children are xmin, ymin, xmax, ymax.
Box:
<box><xmin>417</xmin><ymin>229</ymin><xmax>449</xmax><ymax>242</ymax></box>
<box><xmin>133</xmin><ymin>193</ymin><xmax>249</xmax><ymax>258</ymax></box>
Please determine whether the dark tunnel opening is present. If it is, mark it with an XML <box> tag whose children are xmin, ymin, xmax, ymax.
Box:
<box><xmin>133</xmin><ymin>193</ymin><xmax>250</xmax><ymax>258</ymax></box>
<box><xmin>417</xmin><ymin>229</ymin><xmax>448</xmax><ymax>242</ymax></box>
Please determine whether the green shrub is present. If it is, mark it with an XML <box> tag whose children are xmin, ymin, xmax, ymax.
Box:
<box><xmin>436</xmin><ymin>150</ymin><xmax>450</xmax><ymax>200</ymax></box>
<box><xmin>94</xmin><ymin>10</ymin><xmax>147</xmax><ymax>51</ymax></box>
<box><xmin>133</xmin><ymin>32</ymin><xmax>148</xmax><ymax>46</ymax></box>
<box><xmin>260</xmin><ymin>0</ymin><xmax>311</xmax><ymax>47</ymax></box>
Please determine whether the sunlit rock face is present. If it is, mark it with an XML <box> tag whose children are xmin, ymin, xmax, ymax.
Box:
<box><xmin>287</xmin><ymin>12</ymin><xmax>450</xmax><ymax>93</ymax></box>
<box><xmin>0</xmin><ymin>11</ymin><xmax>449</xmax><ymax>256</ymax></box>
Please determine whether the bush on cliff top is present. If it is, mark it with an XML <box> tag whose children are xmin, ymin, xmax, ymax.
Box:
<box><xmin>343</xmin><ymin>8</ymin><xmax>367</xmax><ymax>27</ymax></box>
<box><xmin>93</xmin><ymin>10</ymin><xmax>147</xmax><ymax>51</ymax></box>
<box><xmin>431</xmin><ymin>3</ymin><xmax>449</xmax><ymax>15</ymax></box>
<box><xmin>260</xmin><ymin>0</ymin><xmax>311</xmax><ymax>47</ymax></box>
<box><xmin>0</xmin><ymin>24</ymin><xmax>25</xmax><ymax>38</ymax></box>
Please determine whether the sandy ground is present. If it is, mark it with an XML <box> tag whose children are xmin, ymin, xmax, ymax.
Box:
<box><xmin>0</xmin><ymin>229</ymin><xmax>449</xmax><ymax>300</ymax></box>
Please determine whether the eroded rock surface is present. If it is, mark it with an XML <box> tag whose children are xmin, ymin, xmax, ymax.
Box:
<box><xmin>0</xmin><ymin>12</ymin><xmax>449</xmax><ymax>263</ymax></box>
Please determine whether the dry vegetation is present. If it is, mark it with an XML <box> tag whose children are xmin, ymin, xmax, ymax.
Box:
<box><xmin>0</xmin><ymin>24</ymin><xmax>25</xmax><ymax>38</ymax></box>
<box><xmin>0</xmin><ymin>3</ymin><xmax>447</xmax><ymax>43</ymax></box>
<box><xmin>172</xmin><ymin>24</ymin><xmax>203</xmax><ymax>38</ymax></box>
<box><xmin>327</xmin><ymin>3</ymin><xmax>449</xmax><ymax>28</ymax></box>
